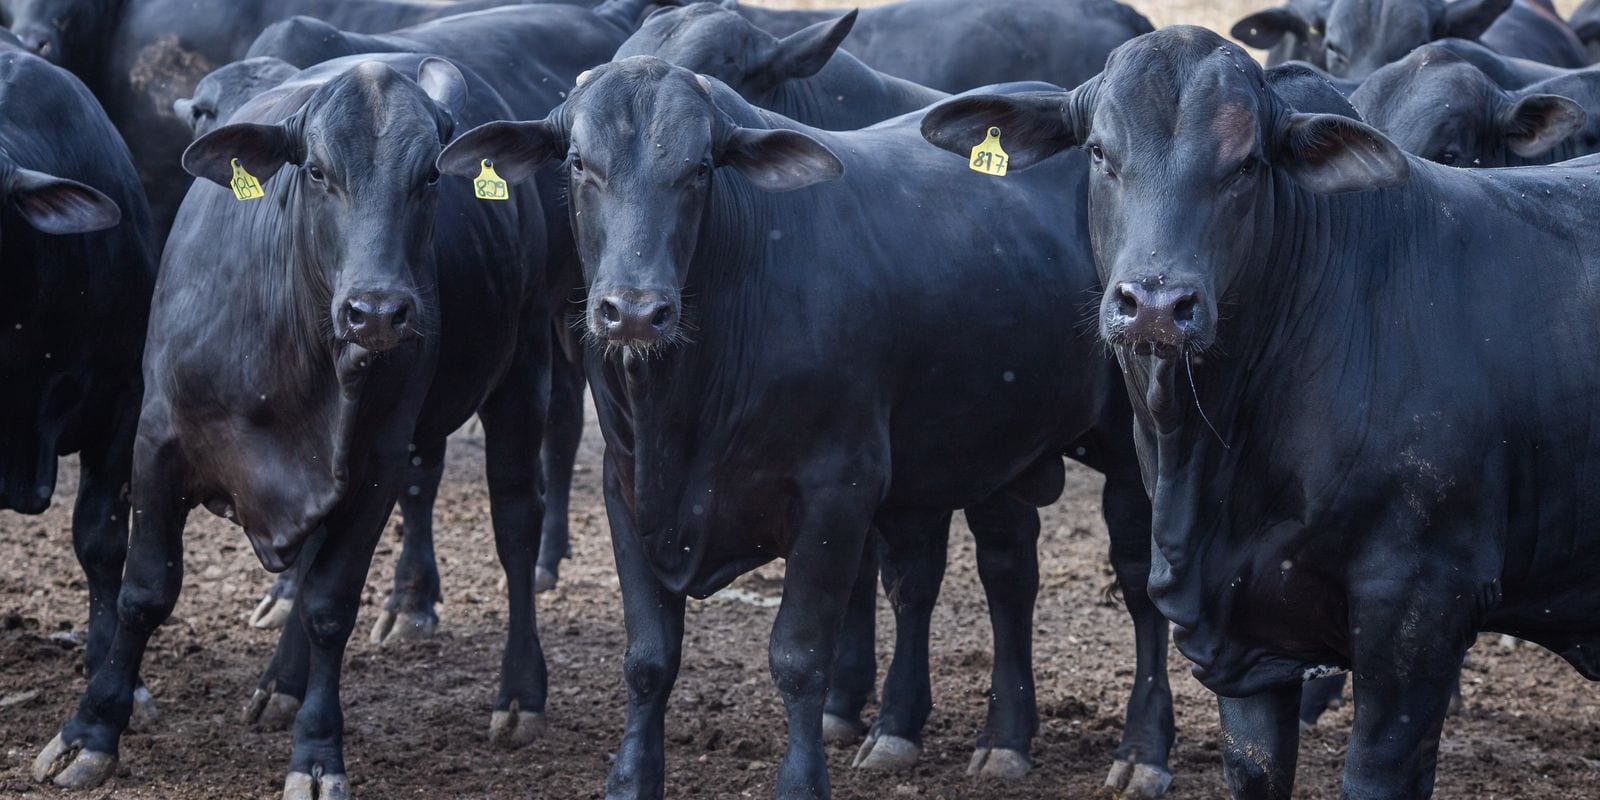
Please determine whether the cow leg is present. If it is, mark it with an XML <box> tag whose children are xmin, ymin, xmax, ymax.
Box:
<box><xmin>536</xmin><ymin>345</ymin><xmax>584</xmax><ymax>593</ymax></box>
<box><xmin>242</xmin><ymin>579</ymin><xmax>312</xmax><ymax>732</ymax></box>
<box><xmin>962</xmin><ymin>495</ymin><xmax>1040</xmax><ymax>780</ymax></box>
<box><xmin>1216</xmin><ymin>684</ymin><xmax>1301</xmax><ymax>800</ymax></box>
<box><xmin>1100</xmin><ymin>471</ymin><xmax>1175</xmax><ymax>798</ymax></box>
<box><xmin>604</xmin><ymin>460</ymin><xmax>686</xmax><ymax>800</ymax></box>
<box><xmin>852</xmin><ymin>508</ymin><xmax>950</xmax><ymax>772</ymax></box>
<box><xmin>369</xmin><ymin>439</ymin><xmax>447</xmax><ymax>645</ymax></box>
<box><xmin>771</xmin><ymin>500</ymin><xmax>870</xmax><ymax>800</ymax></box>
<box><xmin>822</xmin><ymin>537</ymin><xmax>878</xmax><ymax>746</ymax></box>
<box><xmin>479</xmin><ymin>335</ymin><xmax>551</xmax><ymax>749</ymax></box>
<box><xmin>281</xmin><ymin>490</ymin><xmax>396</xmax><ymax>800</ymax></box>
<box><xmin>34</xmin><ymin>439</ymin><xmax>188</xmax><ymax>790</ymax></box>
<box><xmin>1299</xmin><ymin>674</ymin><xmax>1347</xmax><ymax>727</ymax></box>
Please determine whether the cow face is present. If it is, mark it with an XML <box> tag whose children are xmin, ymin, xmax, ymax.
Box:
<box><xmin>437</xmin><ymin>57</ymin><xmax>842</xmax><ymax>353</ymax></box>
<box><xmin>2</xmin><ymin>0</ymin><xmax>119</xmax><ymax>73</ymax></box>
<box><xmin>182</xmin><ymin>59</ymin><xmax>467</xmax><ymax>354</ymax></box>
<box><xmin>1321</xmin><ymin>0</ymin><xmax>1512</xmax><ymax>78</ymax></box>
<box><xmin>176</xmin><ymin>57</ymin><xmax>300</xmax><ymax>140</ymax></box>
<box><xmin>1231</xmin><ymin>0</ymin><xmax>1330</xmax><ymax>67</ymax></box>
<box><xmin>617</xmin><ymin>4</ymin><xmax>856</xmax><ymax>99</ymax></box>
<box><xmin>923</xmin><ymin>27</ymin><xmax>1408</xmax><ymax>359</ymax></box>
<box><xmin>1352</xmin><ymin>47</ymin><xmax>1586</xmax><ymax>166</ymax></box>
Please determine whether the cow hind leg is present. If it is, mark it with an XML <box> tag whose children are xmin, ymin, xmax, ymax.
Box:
<box><xmin>1298</xmin><ymin>673</ymin><xmax>1347</xmax><ymax>728</ymax></box>
<box><xmin>241</xmin><ymin>600</ymin><xmax>312</xmax><ymax>732</ymax></box>
<box><xmin>369</xmin><ymin>439</ymin><xmax>447</xmax><ymax>645</ymax></box>
<box><xmin>249</xmin><ymin>570</ymin><xmax>299</xmax><ymax>630</ymax></box>
<box><xmin>478</xmin><ymin>342</ymin><xmax>551</xmax><ymax>749</ymax></box>
<box><xmin>1217</xmin><ymin>684</ymin><xmax>1301</xmax><ymax>800</ymax></box>
<box><xmin>536</xmin><ymin>347</ymin><xmax>584</xmax><ymax>593</ymax></box>
<box><xmin>963</xmin><ymin>495</ymin><xmax>1041</xmax><ymax>780</ymax></box>
<box><xmin>36</xmin><ymin>441</ymin><xmax>188</xmax><ymax>790</ymax></box>
<box><xmin>1100</xmin><ymin>471</ymin><xmax>1175</xmax><ymax>798</ymax></box>
<box><xmin>852</xmin><ymin>509</ymin><xmax>951</xmax><ymax>772</ymax></box>
<box><xmin>822</xmin><ymin>537</ymin><xmax>878</xmax><ymax>746</ymax></box>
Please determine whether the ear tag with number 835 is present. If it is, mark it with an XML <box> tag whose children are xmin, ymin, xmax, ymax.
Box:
<box><xmin>474</xmin><ymin>159</ymin><xmax>509</xmax><ymax>201</ymax></box>
<box><xmin>969</xmin><ymin>126</ymin><xmax>1008</xmax><ymax>177</ymax></box>
<box><xmin>230</xmin><ymin>158</ymin><xmax>264</xmax><ymax>201</ymax></box>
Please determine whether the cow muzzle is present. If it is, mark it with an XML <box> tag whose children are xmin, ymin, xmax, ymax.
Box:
<box><xmin>592</xmin><ymin>289</ymin><xmax>678</xmax><ymax>348</ymax></box>
<box><xmin>336</xmin><ymin>290</ymin><xmax>418</xmax><ymax>353</ymax></box>
<box><xmin>1105</xmin><ymin>279</ymin><xmax>1210</xmax><ymax>358</ymax></box>
<box><xmin>14</xmin><ymin>27</ymin><xmax>58</xmax><ymax>61</ymax></box>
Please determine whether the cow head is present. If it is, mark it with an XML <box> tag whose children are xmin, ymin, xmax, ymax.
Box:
<box><xmin>182</xmin><ymin>59</ymin><xmax>468</xmax><ymax>354</ymax></box>
<box><xmin>2</xmin><ymin>0</ymin><xmax>121</xmax><ymax>74</ymax></box>
<box><xmin>1321</xmin><ymin>0</ymin><xmax>1513</xmax><ymax>78</ymax></box>
<box><xmin>1232</xmin><ymin>0</ymin><xmax>1330</xmax><ymax>66</ymax></box>
<box><xmin>176</xmin><ymin>57</ymin><xmax>299</xmax><ymax>140</ymax></box>
<box><xmin>1352</xmin><ymin>45</ymin><xmax>1586</xmax><ymax>165</ymax></box>
<box><xmin>617</xmin><ymin>3</ymin><xmax>857</xmax><ymax>99</ymax></box>
<box><xmin>437</xmin><ymin>56</ymin><xmax>841</xmax><ymax>353</ymax></box>
<box><xmin>923</xmin><ymin>26</ymin><xmax>1408</xmax><ymax>359</ymax></box>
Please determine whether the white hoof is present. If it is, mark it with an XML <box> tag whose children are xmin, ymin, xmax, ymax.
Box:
<box><xmin>851</xmin><ymin>733</ymin><xmax>922</xmax><ymax>770</ymax></box>
<box><xmin>534</xmin><ymin>565</ymin><xmax>558</xmax><ymax>594</ymax></box>
<box><xmin>242</xmin><ymin>688</ymin><xmax>301</xmax><ymax>730</ymax></box>
<box><xmin>33</xmin><ymin>733</ymin><xmax>117</xmax><ymax>789</ymax></box>
<box><xmin>489</xmin><ymin>705</ymin><xmax>548</xmax><ymax>749</ymax></box>
<box><xmin>283</xmin><ymin>770</ymin><xmax>349</xmax><ymax>800</ymax></box>
<box><xmin>821</xmin><ymin>712</ymin><xmax>865</xmax><ymax>745</ymax></box>
<box><xmin>127</xmin><ymin>685</ymin><xmax>160</xmax><ymax>732</ymax></box>
<box><xmin>967</xmin><ymin>747</ymin><xmax>1030</xmax><ymax>779</ymax></box>
<box><xmin>251</xmin><ymin>593</ymin><xmax>295</xmax><ymax>630</ymax></box>
<box><xmin>1103</xmin><ymin>759</ymin><xmax>1173</xmax><ymax>799</ymax></box>
<box><xmin>369</xmin><ymin>608</ymin><xmax>438</xmax><ymax>645</ymax></box>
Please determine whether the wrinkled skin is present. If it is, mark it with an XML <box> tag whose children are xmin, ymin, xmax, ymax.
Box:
<box><xmin>0</xmin><ymin>27</ymin><xmax>159</xmax><ymax>734</ymax></box>
<box><xmin>1352</xmin><ymin>43</ymin><xmax>1600</xmax><ymax>165</ymax></box>
<box><xmin>436</xmin><ymin>57</ymin><xmax>1161</xmax><ymax>799</ymax></box>
<box><xmin>923</xmin><ymin>25</ymin><xmax>1600</xmax><ymax>799</ymax></box>
<box><xmin>32</xmin><ymin>55</ymin><xmax>552</xmax><ymax>796</ymax></box>
<box><xmin>1319</xmin><ymin>0</ymin><xmax>1584</xmax><ymax>79</ymax></box>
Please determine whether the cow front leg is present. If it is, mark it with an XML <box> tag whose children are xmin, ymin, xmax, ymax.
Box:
<box><xmin>1100</xmin><ymin>470</ymin><xmax>1175</xmax><ymax>798</ymax></box>
<box><xmin>964</xmin><ymin>495</ymin><xmax>1041</xmax><ymax>780</ymax></box>
<box><xmin>852</xmin><ymin>509</ymin><xmax>951</xmax><ymax>772</ymax></box>
<box><xmin>822</xmin><ymin>537</ymin><xmax>878</xmax><ymax>746</ymax></box>
<box><xmin>772</xmin><ymin>499</ymin><xmax>871</xmax><ymax>800</ymax></box>
<box><xmin>1217</xmin><ymin>683</ymin><xmax>1301</xmax><ymax>800</ymax></box>
<box><xmin>370</xmin><ymin>439</ymin><xmax>447</xmax><ymax>644</ymax></box>
<box><xmin>604</xmin><ymin>461</ymin><xmax>686</xmax><ymax>800</ymax></box>
<box><xmin>35</xmin><ymin>439</ymin><xmax>188</xmax><ymax>790</ymax></box>
<box><xmin>537</xmin><ymin>344</ymin><xmax>585</xmax><ymax>593</ymax></box>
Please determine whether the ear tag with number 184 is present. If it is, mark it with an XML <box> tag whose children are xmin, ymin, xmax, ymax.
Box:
<box><xmin>969</xmin><ymin>127</ymin><xmax>1008</xmax><ymax>177</ymax></box>
<box><xmin>231</xmin><ymin>158</ymin><xmax>264</xmax><ymax>201</ymax></box>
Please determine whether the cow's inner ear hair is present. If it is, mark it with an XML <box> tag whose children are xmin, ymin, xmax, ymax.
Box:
<box><xmin>181</xmin><ymin>118</ymin><xmax>299</xmax><ymax>190</ymax></box>
<box><xmin>1277</xmin><ymin>112</ymin><xmax>1410</xmax><ymax>194</ymax></box>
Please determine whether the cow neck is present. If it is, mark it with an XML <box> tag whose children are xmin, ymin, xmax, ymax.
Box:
<box><xmin>770</xmin><ymin>53</ymin><xmax>941</xmax><ymax>130</ymax></box>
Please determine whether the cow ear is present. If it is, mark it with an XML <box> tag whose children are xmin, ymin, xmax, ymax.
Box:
<box><xmin>1279</xmin><ymin>113</ymin><xmax>1409</xmax><ymax>193</ymax></box>
<box><xmin>418</xmin><ymin>57</ymin><xmax>469</xmax><ymax>122</ymax></box>
<box><xmin>1434</xmin><ymin>0</ymin><xmax>1513</xmax><ymax>40</ymax></box>
<box><xmin>6</xmin><ymin>168</ymin><xmax>121</xmax><ymax>234</ymax></box>
<box><xmin>1501</xmin><ymin>93</ymin><xmax>1586</xmax><ymax>157</ymax></box>
<box><xmin>1231</xmin><ymin>7</ymin><xmax>1309</xmax><ymax>49</ymax></box>
<box><xmin>438</xmin><ymin>119</ymin><xmax>562</xmax><ymax>185</ymax></box>
<box><xmin>759</xmin><ymin>11</ymin><xmax>857</xmax><ymax>83</ymax></box>
<box><xmin>720</xmin><ymin>127</ymin><xmax>843</xmax><ymax>192</ymax></box>
<box><xmin>182</xmin><ymin>121</ymin><xmax>295</xmax><ymax>189</ymax></box>
<box><xmin>921</xmin><ymin>90</ymin><xmax>1079</xmax><ymax>172</ymax></box>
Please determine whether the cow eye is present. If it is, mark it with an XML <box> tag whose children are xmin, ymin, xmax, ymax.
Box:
<box><xmin>697</xmin><ymin>159</ymin><xmax>712</xmax><ymax>178</ymax></box>
<box><xmin>307</xmin><ymin>164</ymin><xmax>326</xmax><ymax>183</ymax></box>
<box><xmin>424</xmin><ymin>167</ymin><xmax>440</xmax><ymax>186</ymax></box>
<box><xmin>570</xmin><ymin>154</ymin><xmax>584</xmax><ymax>173</ymax></box>
<box><xmin>1438</xmin><ymin>151</ymin><xmax>1460</xmax><ymax>166</ymax></box>
<box><xmin>1088</xmin><ymin>144</ymin><xmax>1105</xmax><ymax>162</ymax></box>
<box><xmin>1237</xmin><ymin>159</ymin><xmax>1256</xmax><ymax>176</ymax></box>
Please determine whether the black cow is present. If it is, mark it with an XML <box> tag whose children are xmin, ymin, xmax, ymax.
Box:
<box><xmin>1231</xmin><ymin>0</ymin><xmax>1331</xmax><ymax>67</ymax></box>
<box><xmin>188</xmin><ymin>0</ymin><xmax>665</xmax><ymax>637</ymax></box>
<box><xmin>1318</xmin><ymin>0</ymin><xmax>1586</xmax><ymax>78</ymax></box>
<box><xmin>1353</xmin><ymin>43</ymin><xmax>1599</xmax><ymax>165</ymax></box>
<box><xmin>1571</xmin><ymin>0</ymin><xmax>1600</xmax><ymax>61</ymax></box>
<box><xmin>926</xmin><ymin>24</ymin><xmax>1600</xmax><ymax>800</ymax></box>
<box><xmin>617</xmin><ymin>5</ymin><xmax>1179</xmax><ymax>791</ymax></box>
<box><xmin>1426</xmin><ymin>35</ymin><xmax>1571</xmax><ymax>85</ymax></box>
<box><xmin>437</xmin><ymin>57</ymin><xmax>1171</xmax><ymax>799</ymax></box>
<box><xmin>723</xmin><ymin>0</ymin><xmax>1152</xmax><ymax>94</ymax></box>
<box><xmin>33</xmin><ymin>54</ymin><xmax>553</xmax><ymax>795</ymax></box>
<box><xmin>0</xmin><ymin>0</ymin><xmax>561</xmax><ymax>233</ymax></box>
<box><xmin>0</xmin><ymin>27</ymin><xmax>159</xmax><ymax>727</ymax></box>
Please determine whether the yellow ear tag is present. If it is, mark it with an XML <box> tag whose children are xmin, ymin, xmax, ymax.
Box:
<box><xmin>968</xmin><ymin>126</ymin><xmax>1008</xmax><ymax>177</ymax></box>
<box><xmin>474</xmin><ymin>159</ymin><xmax>509</xmax><ymax>201</ymax></box>
<box><xmin>230</xmin><ymin>158</ymin><xmax>265</xmax><ymax>201</ymax></box>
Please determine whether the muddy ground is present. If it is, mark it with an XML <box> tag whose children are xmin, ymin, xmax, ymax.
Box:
<box><xmin>1</xmin><ymin>405</ymin><xmax>1598</xmax><ymax>800</ymax></box>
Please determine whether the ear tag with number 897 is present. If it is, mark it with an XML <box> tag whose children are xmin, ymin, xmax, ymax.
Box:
<box><xmin>474</xmin><ymin>159</ymin><xmax>509</xmax><ymax>201</ymax></box>
<box><xmin>968</xmin><ymin>126</ymin><xmax>1008</xmax><ymax>177</ymax></box>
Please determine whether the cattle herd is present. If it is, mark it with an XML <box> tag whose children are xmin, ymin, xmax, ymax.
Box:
<box><xmin>2</xmin><ymin>0</ymin><xmax>1599</xmax><ymax>796</ymax></box>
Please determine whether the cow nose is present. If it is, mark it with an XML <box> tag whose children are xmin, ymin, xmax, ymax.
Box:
<box><xmin>15</xmin><ymin>28</ymin><xmax>54</xmax><ymax>59</ymax></box>
<box><xmin>1112</xmin><ymin>280</ymin><xmax>1202</xmax><ymax>357</ymax></box>
<box><xmin>597</xmin><ymin>293</ymin><xmax>677</xmax><ymax>345</ymax></box>
<box><xmin>339</xmin><ymin>293</ymin><xmax>414</xmax><ymax>351</ymax></box>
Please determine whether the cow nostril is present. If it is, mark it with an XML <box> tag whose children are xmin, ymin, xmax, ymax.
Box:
<box><xmin>1173</xmin><ymin>294</ymin><xmax>1197</xmax><ymax>323</ymax></box>
<box><xmin>650</xmin><ymin>305</ymin><xmax>672</xmax><ymax>329</ymax></box>
<box><xmin>599</xmin><ymin>299</ymin><xmax>621</xmax><ymax>325</ymax></box>
<box><xmin>1116</xmin><ymin>285</ymin><xmax>1140</xmax><ymax>318</ymax></box>
<box><xmin>346</xmin><ymin>303</ymin><xmax>365</xmax><ymax>326</ymax></box>
<box><xmin>391</xmin><ymin>304</ymin><xmax>409</xmax><ymax>329</ymax></box>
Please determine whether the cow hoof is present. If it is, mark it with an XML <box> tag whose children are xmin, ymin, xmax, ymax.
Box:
<box><xmin>127</xmin><ymin>685</ymin><xmax>160</xmax><ymax>732</ymax></box>
<box><xmin>369</xmin><ymin>607</ymin><xmax>438</xmax><ymax>645</ymax></box>
<box><xmin>1498</xmin><ymin>634</ymin><xmax>1520</xmax><ymax>651</ymax></box>
<box><xmin>283</xmin><ymin>770</ymin><xmax>349</xmax><ymax>800</ymax></box>
<box><xmin>967</xmin><ymin>747</ymin><xmax>1030</xmax><ymax>779</ymax></box>
<box><xmin>851</xmin><ymin>733</ymin><xmax>921</xmax><ymax>770</ymax></box>
<box><xmin>489</xmin><ymin>707</ymin><xmax>547</xmax><ymax>749</ymax></box>
<box><xmin>242</xmin><ymin>689</ymin><xmax>301</xmax><ymax>730</ymax></box>
<box><xmin>33</xmin><ymin>734</ymin><xmax>117</xmax><ymax>789</ymax></box>
<box><xmin>1101</xmin><ymin>760</ymin><xmax>1173</xmax><ymax>799</ymax></box>
<box><xmin>535</xmin><ymin>565</ymin><xmax>559</xmax><ymax>593</ymax></box>
<box><xmin>822</xmin><ymin>712</ymin><xmax>866</xmax><ymax>745</ymax></box>
<box><xmin>251</xmin><ymin>592</ymin><xmax>295</xmax><ymax>630</ymax></box>
<box><xmin>1447</xmin><ymin>692</ymin><xmax>1464</xmax><ymax>717</ymax></box>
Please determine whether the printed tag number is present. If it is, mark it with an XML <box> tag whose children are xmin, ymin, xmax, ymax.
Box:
<box><xmin>474</xmin><ymin>159</ymin><xmax>509</xmax><ymax>201</ymax></box>
<box><xmin>231</xmin><ymin>158</ymin><xmax>265</xmax><ymax>201</ymax></box>
<box><xmin>969</xmin><ymin>126</ymin><xmax>1009</xmax><ymax>177</ymax></box>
